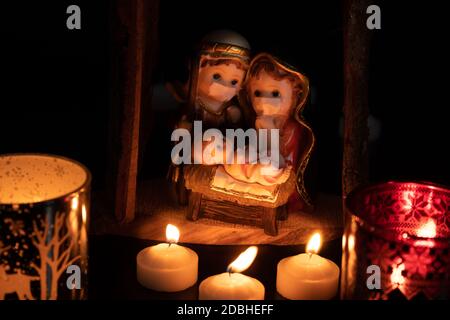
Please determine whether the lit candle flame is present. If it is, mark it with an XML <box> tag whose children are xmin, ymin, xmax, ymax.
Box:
<box><xmin>348</xmin><ymin>234</ymin><xmax>355</xmax><ymax>251</ymax></box>
<box><xmin>306</xmin><ymin>233</ymin><xmax>321</xmax><ymax>254</ymax></box>
<box><xmin>71</xmin><ymin>196</ymin><xmax>79</xmax><ymax>210</ymax></box>
<box><xmin>342</xmin><ymin>235</ymin><xmax>346</xmax><ymax>250</ymax></box>
<box><xmin>417</xmin><ymin>219</ymin><xmax>437</xmax><ymax>238</ymax></box>
<box><xmin>166</xmin><ymin>224</ymin><xmax>180</xmax><ymax>244</ymax></box>
<box><xmin>227</xmin><ymin>246</ymin><xmax>258</xmax><ymax>273</ymax></box>
<box><xmin>82</xmin><ymin>205</ymin><xmax>87</xmax><ymax>224</ymax></box>
<box><xmin>391</xmin><ymin>263</ymin><xmax>405</xmax><ymax>286</ymax></box>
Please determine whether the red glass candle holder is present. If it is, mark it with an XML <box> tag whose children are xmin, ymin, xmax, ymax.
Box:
<box><xmin>341</xmin><ymin>181</ymin><xmax>450</xmax><ymax>300</ymax></box>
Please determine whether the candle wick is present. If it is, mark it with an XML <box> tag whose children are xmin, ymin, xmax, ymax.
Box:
<box><xmin>307</xmin><ymin>252</ymin><xmax>312</xmax><ymax>261</ymax></box>
<box><xmin>168</xmin><ymin>242</ymin><xmax>172</xmax><ymax>248</ymax></box>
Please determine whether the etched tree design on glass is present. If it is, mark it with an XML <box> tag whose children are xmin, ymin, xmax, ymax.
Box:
<box><xmin>31</xmin><ymin>212</ymin><xmax>81</xmax><ymax>300</ymax></box>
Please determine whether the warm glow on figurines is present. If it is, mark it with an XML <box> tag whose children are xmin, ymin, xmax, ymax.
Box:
<box><xmin>170</xmin><ymin>38</ymin><xmax>315</xmax><ymax>234</ymax></box>
<box><xmin>223</xmin><ymin>53</ymin><xmax>314</xmax><ymax>206</ymax></box>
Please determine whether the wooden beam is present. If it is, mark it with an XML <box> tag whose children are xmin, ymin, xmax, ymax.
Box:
<box><xmin>342</xmin><ymin>0</ymin><xmax>371</xmax><ymax>199</ymax></box>
<box><xmin>107</xmin><ymin>0</ymin><xmax>159</xmax><ymax>223</ymax></box>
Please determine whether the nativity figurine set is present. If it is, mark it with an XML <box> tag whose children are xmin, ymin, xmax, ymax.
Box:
<box><xmin>168</xmin><ymin>30</ymin><xmax>315</xmax><ymax>235</ymax></box>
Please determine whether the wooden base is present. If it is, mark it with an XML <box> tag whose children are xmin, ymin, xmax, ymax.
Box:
<box><xmin>91</xmin><ymin>179</ymin><xmax>343</xmax><ymax>245</ymax></box>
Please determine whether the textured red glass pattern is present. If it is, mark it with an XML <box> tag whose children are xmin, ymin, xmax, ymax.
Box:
<box><xmin>342</xmin><ymin>181</ymin><xmax>450</xmax><ymax>300</ymax></box>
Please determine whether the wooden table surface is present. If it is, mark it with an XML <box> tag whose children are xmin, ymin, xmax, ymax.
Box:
<box><xmin>91</xmin><ymin>179</ymin><xmax>343</xmax><ymax>246</ymax></box>
<box><xmin>88</xmin><ymin>235</ymin><xmax>342</xmax><ymax>300</ymax></box>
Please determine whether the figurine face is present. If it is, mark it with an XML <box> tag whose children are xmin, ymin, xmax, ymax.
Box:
<box><xmin>248</xmin><ymin>70</ymin><xmax>294</xmax><ymax>118</ymax></box>
<box><xmin>197</xmin><ymin>60</ymin><xmax>246</xmax><ymax>104</ymax></box>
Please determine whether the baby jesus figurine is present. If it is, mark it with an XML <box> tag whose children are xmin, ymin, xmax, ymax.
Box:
<box><xmin>222</xmin><ymin>53</ymin><xmax>314</xmax><ymax>204</ymax></box>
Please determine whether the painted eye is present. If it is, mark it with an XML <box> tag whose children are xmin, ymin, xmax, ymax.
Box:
<box><xmin>254</xmin><ymin>90</ymin><xmax>261</xmax><ymax>97</ymax></box>
<box><xmin>272</xmin><ymin>90</ymin><xmax>280</xmax><ymax>98</ymax></box>
<box><xmin>213</xmin><ymin>73</ymin><xmax>221</xmax><ymax>80</ymax></box>
<box><xmin>231</xmin><ymin>79</ymin><xmax>238</xmax><ymax>86</ymax></box>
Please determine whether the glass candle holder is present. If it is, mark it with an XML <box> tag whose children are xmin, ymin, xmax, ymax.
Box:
<box><xmin>0</xmin><ymin>154</ymin><xmax>90</xmax><ymax>300</ymax></box>
<box><xmin>341</xmin><ymin>181</ymin><xmax>450</xmax><ymax>300</ymax></box>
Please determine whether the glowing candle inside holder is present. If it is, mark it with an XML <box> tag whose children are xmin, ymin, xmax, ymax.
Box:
<box><xmin>342</xmin><ymin>181</ymin><xmax>450</xmax><ymax>300</ymax></box>
<box><xmin>0</xmin><ymin>154</ymin><xmax>90</xmax><ymax>300</ymax></box>
<box><xmin>199</xmin><ymin>246</ymin><xmax>265</xmax><ymax>300</ymax></box>
<box><xmin>276</xmin><ymin>233</ymin><xmax>340</xmax><ymax>300</ymax></box>
<box><xmin>136</xmin><ymin>224</ymin><xmax>198</xmax><ymax>292</ymax></box>
<box><xmin>416</xmin><ymin>219</ymin><xmax>437</xmax><ymax>238</ymax></box>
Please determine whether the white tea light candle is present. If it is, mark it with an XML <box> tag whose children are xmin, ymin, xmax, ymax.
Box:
<box><xmin>199</xmin><ymin>246</ymin><xmax>265</xmax><ymax>300</ymax></box>
<box><xmin>276</xmin><ymin>233</ymin><xmax>340</xmax><ymax>300</ymax></box>
<box><xmin>136</xmin><ymin>224</ymin><xmax>198</xmax><ymax>292</ymax></box>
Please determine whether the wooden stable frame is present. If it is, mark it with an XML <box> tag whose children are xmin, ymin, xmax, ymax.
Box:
<box><xmin>106</xmin><ymin>0</ymin><xmax>370</xmax><ymax>232</ymax></box>
<box><xmin>342</xmin><ymin>0</ymin><xmax>371</xmax><ymax>221</ymax></box>
<box><xmin>107</xmin><ymin>0</ymin><xmax>159</xmax><ymax>223</ymax></box>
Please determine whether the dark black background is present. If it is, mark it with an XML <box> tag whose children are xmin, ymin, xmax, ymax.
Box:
<box><xmin>0</xmin><ymin>0</ymin><xmax>448</xmax><ymax>196</ymax></box>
